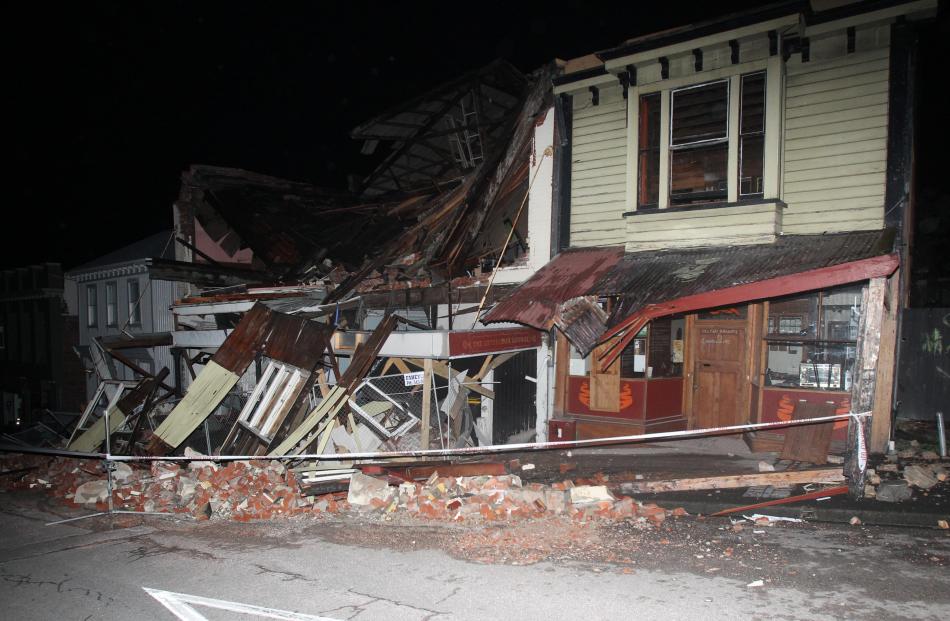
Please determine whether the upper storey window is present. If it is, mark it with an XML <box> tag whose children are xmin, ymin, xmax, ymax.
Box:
<box><xmin>670</xmin><ymin>80</ymin><xmax>729</xmax><ymax>205</ymax></box>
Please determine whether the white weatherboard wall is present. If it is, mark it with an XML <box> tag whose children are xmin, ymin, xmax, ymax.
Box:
<box><xmin>494</xmin><ymin>107</ymin><xmax>555</xmax><ymax>285</ymax></box>
<box><xmin>625</xmin><ymin>201</ymin><xmax>783</xmax><ymax>251</ymax></box>
<box><xmin>570</xmin><ymin>82</ymin><xmax>627</xmax><ymax>247</ymax></box>
<box><xmin>782</xmin><ymin>26</ymin><xmax>890</xmax><ymax>234</ymax></box>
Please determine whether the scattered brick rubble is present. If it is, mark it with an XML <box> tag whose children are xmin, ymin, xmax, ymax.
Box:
<box><xmin>864</xmin><ymin>439</ymin><xmax>948</xmax><ymax>502</ymax></box>
<box><xmin>0</xmin><ymin>453</ymin><xmax>687</xmax><ymax>527</ymax></box>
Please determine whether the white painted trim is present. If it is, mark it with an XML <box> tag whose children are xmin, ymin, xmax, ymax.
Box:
<box><xmin>173</xmin><ymin>300</ymin><xmax>255</xmax><ymax>315</ymax></box>
<box><xmin>804</xmin><ymin>0</ymin><xmax>937</xmax><ymax>37</ymax></box>
<box><xmin>604</xmin><ymin>14</ymin><xmax>799</xmax><ymax>70</ymax></box>
<box><xmin>553</xmin><ymin>72</ymin><xmax>618</xmax><ymax>95</ymax></box>
<box><xmin>625</xmin><ymin>85</ymin><xmax>639</xmax><ymax>213</ymax></box>
<box><xmin>171</xmin><ymin>329</ymin><xmax>231</xmax><ymax>348</ymax></box>
<box><xmin>763</xmin><ymin>53</ymin><xmax>784</xmax><ymax>199</ymax></box>
<box><xmin>728</xmin><ymin>74</ymin><xmax>741</xmax><ymax>203</ymax></box>
<box><xmin>659</xmin><ymin>89</ymin><xmax>671</xmax><ymax>209</ymax></box>
<box><xmin>637</xmin><ymin>58</ymin><xmax>768</xmax><ymax>94</ymax></box>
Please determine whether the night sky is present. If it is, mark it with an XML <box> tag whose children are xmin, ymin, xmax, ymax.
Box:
<box><xmin>8</xmin><ymin>2</ymin><xmax>945</xmax><ymax>275</ymax></box>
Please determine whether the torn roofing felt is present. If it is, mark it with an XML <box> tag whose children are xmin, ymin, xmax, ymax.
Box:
<box><xmin>485</xmin><ymin>229</ymin><xmax>898</xmax><ymax>356</ymax></box>
<box><xmin>595</xmin><ymin>229</ymin><xmax>899</xmax><ymax>366</ymax></box>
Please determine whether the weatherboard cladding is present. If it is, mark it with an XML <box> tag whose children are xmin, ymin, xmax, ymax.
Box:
<box><xmin>481</xmin><ymin>246</ymin><xmax>624</xmax><ymax>330</ymax></box>
<box><xmin>593</xmin><ymin>229</ymin><xmax>894</xmax><ymax>325</ymax></box>
<box><xmin>782</xmin><ymin>39</ymin><xmax>890</xmax><ymax>235</ymax></box>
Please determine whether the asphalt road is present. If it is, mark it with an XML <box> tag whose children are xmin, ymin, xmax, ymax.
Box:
<box><xmin>1</xmin><ymin>492</ymin><xmax>948</xmax><ymax>621</ymax></box>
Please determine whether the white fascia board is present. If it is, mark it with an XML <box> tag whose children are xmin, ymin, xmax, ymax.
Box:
<box><xmin>172</xmin><ymin>300</ymin><xmax>255</xmax><ymax>315</ymax></box>
<box><xmin>492</xmin><ymin>266</ymin><xmax>535</xmax><ymax>285</ymax></box>
<box><xmin>553</xmin><ymin>72</ymin><xmax>618</xmax><ymax>95</ymax></box>
<box><xmin>378</xmin><ymin>330</ymin><xmax>449</xmax><ymax>359</ymax></box>
<box><xmin>604</xmin><ymin>14</ymin><xmax>800</xmax><ymax>72</ymax></box>
<box><xmin>172</xmin><ymin>329</ymin><xmax>231</xmax><ymax>349</ymax></box>
<box><xmin>804</xmin><ymin>0</ymin><xmax>937</xmax><ymax>37</ymax></box>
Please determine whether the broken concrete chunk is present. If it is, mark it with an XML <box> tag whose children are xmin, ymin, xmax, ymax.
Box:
<box><xmin>111</xmin><ymin>462</ymin><xmax>134</xmax><ymax>483</ymax></box>
<box><xmin>875</xmin><ymin>480</ymin><xmax>912</xmax><ymax>503</ymax></box>
<box><xmin>570</xmin><ymin>485</ymin><xmax>615</xmax><ymax>505</ymax></box>
<box><xmin>757</xmin><ymin>461</ymin><xmax>776</xmax><ymax>472</ymax></box>
<box><xmin>347</xmin><ymin>471</ymin><xmax>395</xmax><ymax>509</ymax></box>
<box><xmin>74</xmin><ymin>479</ymin><xmax>109</xmax><ymax>504</ymax></box>
<box><xmin>903</xmin><ymin>465</ymin><xmax>939</xmax><ymax>490</ymax></box>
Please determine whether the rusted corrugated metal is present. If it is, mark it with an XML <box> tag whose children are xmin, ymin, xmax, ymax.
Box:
<box><xmin>481</xmin><ymin>247</ymin><xmax>624</xmax><ymax>330</ymax></box>
<box><xmin>595</xmin><ymin>230</ymin><xmax>895</xmax><ymax>327</ymax></box>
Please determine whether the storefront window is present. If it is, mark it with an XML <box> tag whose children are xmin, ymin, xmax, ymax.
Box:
<box><xmin>620</xmin><ymin>317</ymin><xmax>684</xmax><ymax>379</ymax></box>
<box><xmin>764</xmin><ymin>285</ymin><xmax>863</xmax><ymax>391</ymax></box>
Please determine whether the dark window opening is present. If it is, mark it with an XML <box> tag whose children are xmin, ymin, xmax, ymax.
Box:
<box><xmin>670</xmin><ymin>80</ymin><xmax>729</xmax><ymax>204</ymax></box>
<box><xmin>620</xmin><ymin>317</ymin><xmax>685</xmax><ymax>379</ymax></box>
<box><xmin>638</xmin><ymin>93</ymin><xmax>661</xmax><ymax>208</ymax></box>
<box><xmin>740</xmin><ymin>72</ymin><xmax>765</xmax><ymax>197</ymax></box>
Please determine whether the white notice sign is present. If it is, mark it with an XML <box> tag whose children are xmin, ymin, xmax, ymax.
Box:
<box><xmin>403</xmin><ymin>371</ymin><xmax>425</xmax><ymax>386</ymax></box>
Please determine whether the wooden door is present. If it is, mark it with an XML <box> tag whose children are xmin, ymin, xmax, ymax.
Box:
<box><xmin>693</xmin><ymin>324</ymin><xmax>746</xmax><ymax>428</ymax></box>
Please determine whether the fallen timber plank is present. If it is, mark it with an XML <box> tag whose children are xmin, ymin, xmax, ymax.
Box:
<box><xmin>620</xmin><ymin>469</ymin><xmax>846</xmax><ymax>494</ymax></box>
<box><xmin>710</xmin><ymin>485</ymin><xmax>849</xmax><ymax>517</ymax></box>
<box><xmin>268</xmin><ymin>386</ymin><xmax>348</xmax><ymax>456</ymax></box>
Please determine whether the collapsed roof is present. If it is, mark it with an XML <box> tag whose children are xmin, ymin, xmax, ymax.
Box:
<box><xmin>165</xmin><ymin>61</ymin><xmax>554</xmax><ymax>303</ymax></box>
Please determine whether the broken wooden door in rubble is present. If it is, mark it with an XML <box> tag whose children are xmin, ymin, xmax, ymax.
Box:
<box><xmin>147</xmin><ymin>304</ymin><xmax>333</xmax><ymax>455</ymax></box>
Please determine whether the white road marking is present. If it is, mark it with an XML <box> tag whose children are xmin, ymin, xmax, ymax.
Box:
<box><xmin>143</xmin><ymin>587</ymin><xmax>343</xmax><ymax>621</ymax></box>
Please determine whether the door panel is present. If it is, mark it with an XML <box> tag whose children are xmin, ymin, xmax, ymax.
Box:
<box><xmin>693</xmin><ymin>324</ymin><xmax>746</xmax><ymax>429</ymax></box>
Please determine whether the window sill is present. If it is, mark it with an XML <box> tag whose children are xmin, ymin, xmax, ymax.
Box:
<box><xmin>624</xmin><ymin>199</ymin><xmax>785</xmax><ymax>252</ymax></box>
<box><xmin>623</xmin><ymin>197</ymin><xmax>784</xmax><ymax>217</ymax></box>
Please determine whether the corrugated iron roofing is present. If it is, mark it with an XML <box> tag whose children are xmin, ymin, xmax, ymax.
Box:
<box><xmin>595</xmin><ymin>229</ymin><xmax>895</xmax><ymax>326</ymax></box>
<box><xmin>481</xmin><ymin>247</ymin><xmax>624</xmax><ymax>329</ymax></box>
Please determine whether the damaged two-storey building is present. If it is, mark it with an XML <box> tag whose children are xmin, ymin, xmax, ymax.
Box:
<box><xmin>484</xmin><ymin>0</ymin><xmax>936</xmax><ymax>472</ymax></box>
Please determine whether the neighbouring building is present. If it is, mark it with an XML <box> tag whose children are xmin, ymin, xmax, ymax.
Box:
<box><xmin>0</xmin><ymin>263</ymin><xmax>84</xmax><ymax>428</ymax></box>
<box><xmin>66</xmin><ymin>231</ymin><xmax>177</xmax><ymax>400</ymax></box>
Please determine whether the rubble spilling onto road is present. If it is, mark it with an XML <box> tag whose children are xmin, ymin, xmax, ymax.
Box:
<box><xmin>0</xmin><ymin>453</ymin><xmax>687</xmax><ymax>526</ymax></box>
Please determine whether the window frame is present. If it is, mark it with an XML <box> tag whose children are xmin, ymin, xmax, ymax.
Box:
<box><xmin>86</xmin><ymin>284</ymin><xmax>98</xmax><ymax>328</ymax></box>
<box><xmin>127</xmin><ymin>278</ymin><xmax>142</xmax><ymax>326</ymax></box>
<box><xmin>629</xmin><ymin>59</ymin><xmax>777</xmax><ymax>212</ymax></box>
<box><xmin>763</xmin><ymin>285</ymin><xmax>864</xmax><ymax>392</ymax></box>
<box><xmin>105</xmin><ymin>281</ymin><xmax>118</xmax><ymax>327</ymax></box>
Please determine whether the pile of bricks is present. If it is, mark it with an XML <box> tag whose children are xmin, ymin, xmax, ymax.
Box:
<box><xmin>348</xmin><ymin>470</ymin><xmax>687</xmax><ymax>525</ymax></box>
<box><xmin>2</xmin><ymin>454</ymin><xmax>686</xmax><ymax>526</ymax></box>
<box><xmin>0</xmin><ymin>454</ymin><xmax>341</xmax><ymax>521</ymax></box>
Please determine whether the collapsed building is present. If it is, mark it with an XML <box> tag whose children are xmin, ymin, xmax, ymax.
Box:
<box><xmin>47</xmin><ymin>1</ymin><xmax>943</xmax><ymax>508</ymax></box>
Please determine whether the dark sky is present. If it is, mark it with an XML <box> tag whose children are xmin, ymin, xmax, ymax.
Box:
<box><xmin>8</xmin><ymin>2</ymin><xmax>944</xmax><ymax>273</ymax></box>
<box><xmin>9</xmin><ymin>0</ymin><xmax>772</xmax><ymax>270</ymax></box>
